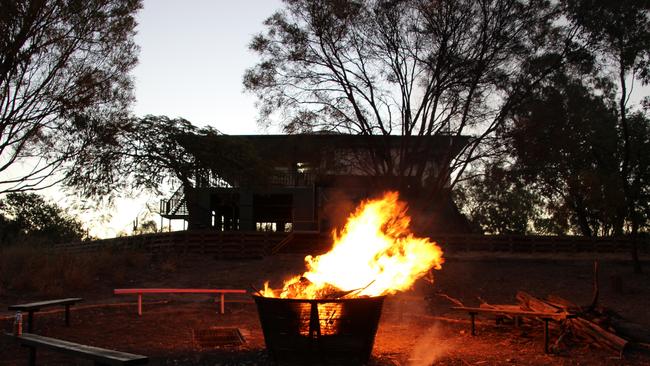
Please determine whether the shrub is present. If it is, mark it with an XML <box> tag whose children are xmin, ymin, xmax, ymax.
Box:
<box><xmin>0</xmin><ymin>245</ymin><xmax>150</xmax><ymax>297</ymax></box>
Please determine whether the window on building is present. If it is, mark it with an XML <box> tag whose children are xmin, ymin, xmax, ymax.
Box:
<box><xmin>256</xmin><ymin>222</ymin><xmax>277</xmax><ymax>232</ymax></box>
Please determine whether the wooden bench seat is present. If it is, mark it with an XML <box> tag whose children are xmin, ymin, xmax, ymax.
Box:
<box><xmin>113</xmin><ymin>288</ymin><xmax>247</xmax><ymax>315</ymax></box>
<box><xmin>451</xmin><ymin>306</ymin><xmax>575</xmax><ymax>353</ymax></box>
<box><xmin>8</xmin><ymin>298</ymin><xmax>83</xmax><ymax>332</ymax></box>
<box><xmin>6</xmin><ymin>332</ymin><xmax>148</xmax><ymax>366</ymax></box>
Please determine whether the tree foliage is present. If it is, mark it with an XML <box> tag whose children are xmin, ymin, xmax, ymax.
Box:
<box><xmin>508</xmin><ymin>72</ymin><xmax>624</xmax><ymax>236</ymax></box>
<box><xmin>456</xmin><ymin>0</ymin><xmax>650</xmax><ymax>242</ymax></box>
<box><xmin>0</xmin><ymin>192</ymin><xmax>86</xmax><ymax>245</ymax></box>
<box><xmin>0</xmin><ymin>0</ymin><xmax>141</xmax><ymax>194</ymax></box>
<box><xmin>66</xmin><ymin>115</ymin><xmax>273</xmax><ymax>200</ymax></box>
<box><xmin>244</xmin><ymin>0</ymin><xmax>572</xmax><ymax>203</ymax></box>
<box><xmin>75</xmin><ymin>115</ymin><xmax>201</xmax><ymax>198</ymax></box>
<box><xmin>455</xmin><ymin>164</ymin><xmax>541</xmax><ymax>234</ymax></box>
<box><xmin>564</xmin><ymin>0</ymin><xmax>650</xmax><ymax>229</ymax></box>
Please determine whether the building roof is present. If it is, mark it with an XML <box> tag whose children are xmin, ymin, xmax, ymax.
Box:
<box><xmin>180</xmin><ymin>133</ymin><xmax>470</xmax><ymax>166</ymax></box>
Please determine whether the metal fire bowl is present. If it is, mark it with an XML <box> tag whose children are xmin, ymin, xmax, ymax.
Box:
<box><xmin>253</xmin><ymin>295</ymin><xmax>385</xmax><ymax>365</ymax></box>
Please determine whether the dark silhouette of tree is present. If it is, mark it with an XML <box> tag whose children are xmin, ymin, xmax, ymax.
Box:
<box><xmin>455</xmin><ymin>164</ymin><xmax>542</xmax><ymax>235</ymax></box>
<box><xmin>0</xmin><ymin>0</ymin><xmax>141</xmax><ymax>194</ymax></box>
<box><xmin>68</xmin><ymin>115</ymin><xmax>272</xmax><ymax>197</ymax></box>
<box><xmin>133</xmin><ymin>219</ymin><xmax>158</xmax><ymax>235</ymax></box>
<box><xmin>564</xmin><ymin>0</ymin><xmax>650</xmax><ymax>272</ymax></box>
<box><xmin>244</xmin><ymin>0</ymin><xmax>573</xmax><ymax>208</ymax></box>
<box><xmin>507</xmin><ymin>73</ymin><xmax>624</xmax><ymax>237</ymax></box>
<box><xmin>0</xmin><ymin>192</ymin><xmax>87</xmax><ymax>245</ymax></box>
<box><xmin>66</xmin><ymin>115</ymin><xmax>272</xmax><ymax>228</ymax></box>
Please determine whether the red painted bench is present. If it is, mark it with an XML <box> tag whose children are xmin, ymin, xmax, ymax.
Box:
<box><xmin>113</xmin><ymin>288</ymin><xmax>247</xmax><ymax>315</ymax></box>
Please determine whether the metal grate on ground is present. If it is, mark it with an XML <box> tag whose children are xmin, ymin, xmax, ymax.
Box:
<box><xmin>192</xmin><ymin>327</ymin><xmax>246</xmax><ymax>349</ymax></box>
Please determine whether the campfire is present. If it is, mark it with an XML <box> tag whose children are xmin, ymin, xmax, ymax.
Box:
<box><xmin>261</xmin><ymin>191</ymin><xmax>444</xmax><ymax>299</ymax></box>
<box><xmin>254</xmin><ymin>192</ymin><xmax>444</xmax><ymax>364</ymax></box>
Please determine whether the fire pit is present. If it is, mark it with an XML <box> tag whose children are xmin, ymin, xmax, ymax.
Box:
<box><xmin>256</xmin><ymin>192</ymin><xmax>445</xmax><ymax>364</ymax></box>
<box><xmin>253</xmin><ymin>295</ymin><xmax>385</xmax><ymax>365</ymax></box>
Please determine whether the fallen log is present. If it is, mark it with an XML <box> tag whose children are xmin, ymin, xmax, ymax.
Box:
<box><xmin>595</xmin><ymin>307</ymin><xmax>650</xmax><ymax>344</ymax></box>
<box><xmin>610</xmin><ymin>319</ymin><xmax>650</xmax><ymax>344</ymax></box>
<box><xmin>436</xmin><ymin>292</ymin><xmax>465</xmax><ymax>307</ymax></box>
<box><xmin>516</xmin><ymin>291</ymin><xmax>564</xmax><ymax>314</ymax></box>
<box><xmin>568</xmin><ymin>317</ymin><xmax>628</xmax><ymax>353</ymax></box>
<box><xmin>545</xmin><ymin>294</ymin><xmax>582</xmax><ymax>313</ymax></box>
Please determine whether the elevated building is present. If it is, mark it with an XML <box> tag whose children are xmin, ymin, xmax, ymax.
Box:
<box><xmin>160</xmin><ymin>133</ymin><xmax>471</xmax><ymax>235</ymax></box>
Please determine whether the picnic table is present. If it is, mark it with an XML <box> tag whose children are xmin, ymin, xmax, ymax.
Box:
<box><xmin>8</xmin><ymin>298</ymin><xmax>83</xmax><ymax>332</ymax></box>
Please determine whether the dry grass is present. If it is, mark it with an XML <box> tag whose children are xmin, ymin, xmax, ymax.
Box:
<box><xmin>0</xmin><ymin>245</ymin><xmax>151</xmax><ymax>297</ymax></box>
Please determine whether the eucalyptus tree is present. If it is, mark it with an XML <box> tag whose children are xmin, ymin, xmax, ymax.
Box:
<box><xmin>564</xmin><ymin>0</ymin><xmax>650</xmax><ymax>272</ymax></box>
<box><xmin>244</xmin><ymin>0</ymin><xmax>575</xmax><ymax>209</ymax></box>
<box><xmin>0</xmin><ymin>192</ymin><xmax>87</xmax><ymax>245</ymax></box>
<box><xmin>0</xmin><ymin>0</ymin><xmax>141</xmax><ymax>194</ymax></box>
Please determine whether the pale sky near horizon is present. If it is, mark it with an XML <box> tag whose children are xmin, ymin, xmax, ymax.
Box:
<box><xmin>76</xmin><ymin>0</ymin><xmax>284</xmax><ymax>237</ymax></box>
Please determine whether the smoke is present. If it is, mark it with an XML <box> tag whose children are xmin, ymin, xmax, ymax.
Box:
<box><xmin>320</xmin><ymin>188</ymin><xmax>358</xmax><ymax>231</ymax></box>
<box><xmin>407</xmin><ymin>324</ymin><xmax>450</xmax><ymax>366</ymax></box>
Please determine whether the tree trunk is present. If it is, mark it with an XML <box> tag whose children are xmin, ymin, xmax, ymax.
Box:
<box><xmin>631</xmin><ymin>222</ymin><xmax>642</xmax><ymax>274</ymax></box>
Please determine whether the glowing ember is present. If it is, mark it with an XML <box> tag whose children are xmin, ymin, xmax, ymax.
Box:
<box><xmin>262</xmin><ymin>191</ymin><xmax>444</xmax><ymax>299</ymax></box>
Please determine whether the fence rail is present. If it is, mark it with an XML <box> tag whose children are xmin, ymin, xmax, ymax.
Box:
<box><xmin>434</xmin><ymin>234</ymin><xmax>649</xmax><ymax>254</ymax></box>
<box><xmin>54</xmin><ymin>231</ymin><xmax>288</xmax><ymax>259</ymax></box>
<box><xmin>52</xmin><ymin>232</ymin><xmax>648</xmax><ymax>257</ymax></box>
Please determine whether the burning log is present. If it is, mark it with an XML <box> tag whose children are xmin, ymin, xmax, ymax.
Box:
<box><xmin>261</xmin><ymin>192</ymin><xmax>444</xmax><ymax>300</ymax></box>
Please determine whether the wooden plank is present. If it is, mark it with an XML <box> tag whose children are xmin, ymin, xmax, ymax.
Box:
<box><xmin>451</xmin><ymin>306</ymin><xmax>569</xmax><ymax>319</ymax></box>
<box><xmin>10</xmin><ymin>333</ymin><xmax>148</xmax><ymax>365</ymax></box>
<box><xmin>114</xmin><ymin>288</ymin><xmax>246</xmax><ymax>295</ymax></box>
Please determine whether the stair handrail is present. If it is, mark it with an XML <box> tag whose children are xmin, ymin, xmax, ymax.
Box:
<box><xmin>160</xmin><ymin>185</ymin><xmax>187</xmax><ymax>216</ymax></box>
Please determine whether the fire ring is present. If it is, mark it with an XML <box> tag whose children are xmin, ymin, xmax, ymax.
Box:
<box><xmin>253</xmin><ymin>295</ymin><xmax>385</xmax><ymax>365</ymax></box>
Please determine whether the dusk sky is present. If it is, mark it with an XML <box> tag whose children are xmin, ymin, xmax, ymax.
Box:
<box><xmin>78</xmin><ymin>1</ymin><xmax>284</xmax><ymax>237</ymax></box>
<box><xmin>132</xmin><ymin>0</ymin><xmax>282</xmax><ymax>133</ymax></box>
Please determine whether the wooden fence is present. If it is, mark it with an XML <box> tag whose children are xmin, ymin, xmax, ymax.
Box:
<box><xmin>435</xmin><ymin>234</ymin><xmax>649</xmax><ymax>254</ymax></box>
<box><xmin>53</xmin><ymin>231</ymin><xmax>648</xmax><ymax>257</ymax></box>
<box><xmin>54</xmin><ymin>231</ymin><xmax>287</xmax><ymax>259</ymax></box>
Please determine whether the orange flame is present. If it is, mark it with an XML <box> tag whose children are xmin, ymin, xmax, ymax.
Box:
<box><xmin>262</xmin><ymin>191</ymin><xmax>444</xmax><ymax>299</ymax></box>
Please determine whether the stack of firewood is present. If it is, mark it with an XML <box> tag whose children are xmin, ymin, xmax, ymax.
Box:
<box><xmin>510</xmin><ymin>290</ymin><xmax>649</xmax><ymax>355</ymax></box>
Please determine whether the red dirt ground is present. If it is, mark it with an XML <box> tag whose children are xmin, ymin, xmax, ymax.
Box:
<box><xmin>1</xmin><ymin>252</ymin><xmax>649</xmax><ymax>365</ymax></box>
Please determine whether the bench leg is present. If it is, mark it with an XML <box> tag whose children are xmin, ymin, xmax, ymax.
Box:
<box><xmin>220</xmin><ymin>293</ymin><xmax>225</xmax><ymax>314</ymax></box>
<box><xmin>28</xmin><ymin>346</ymin><xmax>36</xmax><ymax>366</ymax></box>
<box><xmin>138</xmin><ymin>294</ymin><xmax>142</xmax><ymax>316</ymax></box>
<box><xmin>28</xmin><ymin>311</ymin><xmax>34</xmax><ymax>333</ymax></box>
<box><xmin>543</xmin><ymin>318</ymin><xmax>550</xmax><ymax>353</ymax></box>
<box><xmin>65</xmin><ymin>304</ymin><xmax>70</xmax><ymax>326</ymax></box>
<box><xmin>470</xmin><ymin>312</ymin><xmax>477</xmax><ymax>336</ymax></box>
